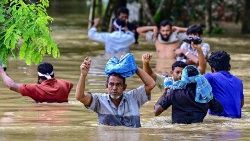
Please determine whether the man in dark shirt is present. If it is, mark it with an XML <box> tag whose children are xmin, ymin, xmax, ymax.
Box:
<box><xmin>154</xmin><ymin>65</ymin><xmax>223</xmax><ymax>124</ymax></box>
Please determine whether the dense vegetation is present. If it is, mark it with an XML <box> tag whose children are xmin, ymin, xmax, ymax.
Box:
<box><xmin>0</xmin><ymin>0</ymin><xmax>59</xmax><ymax>66</ymax></box>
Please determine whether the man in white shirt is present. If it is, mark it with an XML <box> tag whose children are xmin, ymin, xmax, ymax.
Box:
<box><xmin>175</xmin><ymin>24</ymin><xmax>210</xmax><ymax>65</ymax></box>
<box><xmin>88</xmin><ymin>18</ymin><xmax>135</xmax><ymax>57</ymax></box>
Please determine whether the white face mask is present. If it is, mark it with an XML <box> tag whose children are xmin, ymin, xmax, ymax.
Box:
<box><xmin>110</xmin><ymin>94</ymin><xmax>122</xmax><ymax>100</ymax></box>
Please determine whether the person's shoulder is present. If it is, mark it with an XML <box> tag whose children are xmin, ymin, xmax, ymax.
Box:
<box><xmin>230</xmin><ymin>73</ymin><xmax>243</xmax><ymax>83</ymax></box>
<box><xmin>56</xmin><ymin>79</ymin><xmax>73</xmax><ymax>84</ymax></box>
<box><xmin>91</xmin><ymin>92</ymin><xmax>109</xmax><ymax>100</ymax></box>
<box><xmin>204</xmin><ymin>72</ymin><xmax>215</xmax><ymax>80</ymax></box>
<box><xmin>125</xmin><ymin>85</ymin><xmax>145</xmax><ymax>94</ymax></box>
<box><xmin>180</xmin><ymin>42</ymin><xmax>189</xmax><ymax>48</ymax></box>
<box><xmin>201</xmin><ymin>42</ymin><xmax>210</xmax><ymax>48</ymax></box>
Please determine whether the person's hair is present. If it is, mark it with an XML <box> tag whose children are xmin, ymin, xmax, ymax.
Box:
<box><xmin>172</xmin><ymin>61</ymin><xmax>187</xmax><ymax>71</ymax></box>
<box><xmin>106</xmin><ymin>73</ymin><xmax>126</xmax><ymax>87</ymax></box>
<box><xmin>37</xmin><ymin>62</ymin><xmax>54</xmax><ymax>80</ymax></box>
<box><xmin>208</xmin><ymin>51</ymin><xmax>231</xmax><ymax>71</ymax></box>
<box><xmin>186</xmin><ymin>65</ymin><xmax>199</xmax><ymax>77</ymax></box>
<box><xmin>187</xmin><ymin>24</ymin><xmax>203</xmax><ymax>36</ymax></box>
<box><xmin>117</xmin><ymin>7</ymin><xmax>129</xmax><ymax>16</ymax></box>
<box><xmin>185</xmin><ymin>65</ymin><xmax>199</xmax><ymax>96</ymax></box>
<box><xmin>158</xmin><ymin>19</ymin><xmax>172</xmax><ymax>29</ymax></box>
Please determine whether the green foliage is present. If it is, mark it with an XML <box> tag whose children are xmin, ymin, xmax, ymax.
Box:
<box><xmin>210</xmin><ymin>27</ymin><xmax>224</xmax><ymax>35</ymax></box>
<box><xmin>0</xmin><ymin>0</ymin><xmax>59</xmax><ymax>65</ymax></box>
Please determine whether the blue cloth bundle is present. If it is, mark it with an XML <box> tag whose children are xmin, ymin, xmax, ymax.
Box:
<box><xmin>170</xmin><ymin>65</ymin><xmax>213</xmax><ymax>103</ymax></box>
<box><xmin>105</xmin><ymin>53</ymin><xmax>138</xmax><ymax>78</ymax></box>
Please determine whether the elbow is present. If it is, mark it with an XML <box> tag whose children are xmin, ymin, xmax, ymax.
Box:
<box><xmin>149</xmin><ymin>81</ymin><xmax>156</xmax><ymax>91</ymax></box>
<box><xmin>154</xmin><ymin>104</ymin><xmax>163</xmax><ymax>116</ymax></box>
<box><xmin>136</xmin><ymin>28</ymin><xmax>140</xmax><ymax>34</ymax></box>
<box><xmin>154</xmin><ymin>110</ymin><xmax>160</xmax><ymax>116</ymax></box>
<box><xmin>75</xmin><ymin>93</ymin><xmax>82</xmax><ymax>102</ymax></box>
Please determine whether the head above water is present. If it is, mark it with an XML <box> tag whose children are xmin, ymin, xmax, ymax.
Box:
<box><xmin>208</xmin><ymin>51</ymin><xmax>231</xmax><ymax>72</ymax></box>
<box><xmin>37</xmin><ymin>62</ymin><xmax>54</xmax><ymax>83</ymax></box>
<box><xmin>116</xmin><ymin>7</ymin><xmax>129</xmax><ymax>21</ymax></box>
<box><xmin>171</xmin><ymin>61</ymin><xmax>188</xmax><ymax>81</ymax></box>
<box><xmin>158</xmin><ymin>19</ymin><xmax>173</xmax><ymax>41</ymax></box>
<box><xmin>106</xmin><ymin>73</ymin><xmax>127</xmax><ymax>99</ymax></box>
<box><xmin>185</xmin><ymin>65</ymin><xmax>199</xmax><ymax>77</ymax></box>
<box><xmin>187</xmin><ymin>24</ymin><xmax>203</xmax><ymax>36</ymax></box>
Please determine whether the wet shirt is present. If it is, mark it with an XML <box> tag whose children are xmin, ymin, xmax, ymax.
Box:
<box><xmin>88</xmin><ymin>27</ymin><xmax>135</xmax><ymax>55</ymax></box>
<box><xmin>88</xmin><ymin>86</ymin><xmax>149</xmax><ymax>128</ymax></box>
<box><xmin>176</xmin><ymin>42</ymin><xmax>210</xmax><ymax>62</ymax></box>
<box><xmin>205</xmin><ymin>71</ymin><xmax>244</xmax><ymax>118</ymax></box>
<box><xmin>19</xmin><ymin>79</ymin><xmax>73</xmax><ymax>103</ymax></box>
<box><xmin>158</xmin><ymin>84</ymin><xmax>223</xmax><ymax>124</ymax></box>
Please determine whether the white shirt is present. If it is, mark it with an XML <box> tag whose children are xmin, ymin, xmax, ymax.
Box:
<box><xmin>176</xmin><ymin>42</ymin><xmax>210</xmax><ymax>62</ymax></box>
<box><xmin>88</xmin><ymin>27</ymin><xmax>135</xmax><ymax>56</ymax></box>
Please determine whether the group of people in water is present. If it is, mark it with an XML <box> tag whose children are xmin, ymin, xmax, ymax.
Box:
<box><xmin>0</xmin><ymin>7</ymin><xmax>244</xmax><ymax>128</ymax></box>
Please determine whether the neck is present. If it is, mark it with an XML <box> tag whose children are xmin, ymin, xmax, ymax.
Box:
<box><xmin>110</xmin><ymin>95</ymin><xmax>123</xmax><ymax>107</ymax></box>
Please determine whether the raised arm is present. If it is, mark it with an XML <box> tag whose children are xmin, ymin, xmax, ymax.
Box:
<box><xmin>75</xmin><ymin>57</ymin><xmax>93</xmax><ymax>106</ymax></box>
<box><xmin>0</xmin><ymin>66</ymin><xmax>21</xmax><ymax>92</ymax></box>
<box><xmin>194</xmin><ymin>44</ymin><xmax>206</xmax><ymax>74</ymax></box>
<box><xmin>88</xmin><ymin>18</ymin><xmax>109</xmax><ymax>43</ymax></box>
<box><xmin>136</xmin><ymin>26</ymin><xmax>157</xmax><ymax>37</ymax></box>
<box><xmin>172</xmin><ymin>26</ymin><xmax>187</xmax><ymax>33</ymax></box>
<box><xmin>141</xmin><ymin>53</ymin><xmax>157</xmax><ymax>81</ymax></box>
<box><xmin>136</xmin><ymin>67</ymin><xmax>155</xmax><ymax>96</ymax></box>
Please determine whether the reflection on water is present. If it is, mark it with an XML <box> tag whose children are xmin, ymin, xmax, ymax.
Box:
<box><xmin>0</xmin><ymin>0</ymin><xmax>250</xmax><ymax>141</ymax></box>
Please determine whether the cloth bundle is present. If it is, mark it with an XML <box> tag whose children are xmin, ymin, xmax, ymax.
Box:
<box><xmin>169</xmin><ymin>65</ymin><xmax>213</xmax><ymax>103</ymax></box>
<box><xmin>105</xmin><ymin>53</ymin><xmax>138</xmax><ymax>78</ymax></box>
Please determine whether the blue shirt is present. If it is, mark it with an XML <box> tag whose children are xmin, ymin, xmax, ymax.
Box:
<box><xmin>88</xmin><ymin>27</ymin><xmax>135</xmax><ymax>56</ymax></box>
<box><xmin>205</xmin><ymin>71</ymin><xmax>244</xmax><ymax>118</ymax></box>
<box><xmin>88</xmin><ymin>86</ymin><xmax>149</xmax><ymax>128</ymax></box>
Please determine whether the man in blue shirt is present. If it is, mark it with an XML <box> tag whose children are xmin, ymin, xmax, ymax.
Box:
<box><xmin>205</xmin><ymin>51</ymin><xmax>244</xmax><ymax>118</ymax></box>
<box><xmin>75</xmin><ymin>57</ymin><xmax>155</xmax><ymax>128</ymax></box>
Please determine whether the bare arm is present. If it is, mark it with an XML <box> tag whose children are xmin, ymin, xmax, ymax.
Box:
<box><xmin>136</xmin><ymin>67</ymin><xmax>155</xmax><ymax>96</ymax></box>
<box><xmin>172</xmin><ymin>26</ymin><xmax>187</xmax><ymax>33</ymax></box>
<box><xmin>195</xmin><ymin>44</ymin><xmax>206</xmax><ymax>74</ymax></box>
<box><xmin>136</xmin><ymin>26</ymin><xmax>157</xmax><ymax>37</ymax></box>
<box><xmin>0</xmin><ymin>66</ymin><xmax>22</xmax><ymax>92</ymax></box>
<box><xmin>141</xmin><ymin>53</ymin><xmax>157</xmax><ymax>81</ymax></box>
<box><xmin>154</xmin><ymin>104</ymin><xmax>165</xmax><ymax>116</ymax></box>
<box><xmin>175</xmin><ymin>48</ymin><xmax>199</xmax><ymax>64</ymax></box>
<box><xmin>75</xmin><ymin>57</ymin><xmax>93</xmax><ymax>106</ymax></box>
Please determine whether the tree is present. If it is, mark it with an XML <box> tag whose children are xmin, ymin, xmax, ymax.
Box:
<box><xmin>242</xmin><ymin>0</ymin><xmax>250</xmax><ymax>34</ymax></box>
<box><xmin>0</xmin><ymin>0</ymin><xmax>59</xmax><ymax>66</ymax></box>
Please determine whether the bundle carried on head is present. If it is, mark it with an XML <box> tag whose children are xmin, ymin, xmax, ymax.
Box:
<box><xmin>105</xmin><ymin>53</ymin><xmax>137</xmax><ymax>78</ymax></box>
<box><xmin>169</xmin><ymin>65</ymin><xmax>213</xmax><ymax>103</ymax></box>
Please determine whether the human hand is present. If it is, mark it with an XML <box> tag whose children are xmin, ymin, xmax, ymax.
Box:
<box><xmin>172</xmin><ymin>26</ymin><xmax>182</xmax><ymax>32</ymax></box>
<box><xmin>80</xmin><ymin>57</ymin><xmax>91</xmax><ymax>76</ymax></box>
<box><xmin>175</xmin><ymin>48</ymin><xmax>184</xmax><ymax>55</ymax></box>
<box><xmin>93</xmin><ymin>18</ymin><xmax>100</xmax><ymax>27</ymax></box>
<box><xmin>153</xmin><ymin>26</ymin><xmax>158</xmax><ymax>39</ymax></box>
<box><xmin>191</xmin><ymin>43</ymin><xmax>202</xmax><ymax>50</ymax></box>
<box><xmin>142</xmin><ymin>53</ymin><xmax>152</xmax><ymax>64</ymax></box>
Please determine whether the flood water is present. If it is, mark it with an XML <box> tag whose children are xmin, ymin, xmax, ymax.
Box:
<box><xmin>0</xmin><ymin>1</ymin><xmax>250</xmax><ymax>140</ymax></box>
